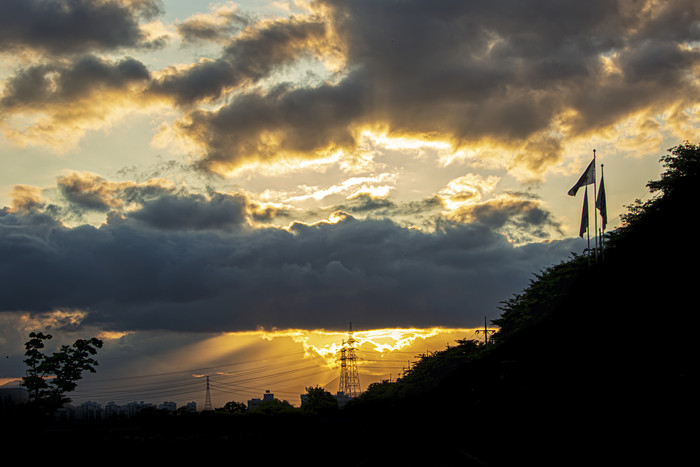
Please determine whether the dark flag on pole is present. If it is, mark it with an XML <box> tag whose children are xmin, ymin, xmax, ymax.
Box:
<box><xmin>596</xmin><ymin>167</ymin><xmax>607</xmax><ymax>230</ymax></box>
<box><xmin>579</xmin><ymin>186</ymin><xmax>589</xmax><ymax>238</ymax></box>
<box><xmin>568</xmin><ymin>159</ymin><xmax>595</xmax><ymax>196</ymax></box>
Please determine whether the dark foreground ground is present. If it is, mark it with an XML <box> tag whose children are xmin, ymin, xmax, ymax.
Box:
<box><xmin>3</xmin><ymin>391</ymin><xmax>690</xmax><ymax>466</ymax></box>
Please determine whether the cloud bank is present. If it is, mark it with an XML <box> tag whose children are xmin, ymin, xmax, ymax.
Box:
<box><xmin>2</xmin><ymin>0</ymin><xmax>696</xmax><ymax>174</ymax></box>
<box><xmin>1</xmin><ymin>0</ymin><xmax>696</xmax><ymax>336</ymax></box>
<box><xmin>0</xmin><ymin>180</ymin><xmax>582</xmax><ymax>333</ymax></box>
<box><xmin>166</xmin><ymin>0</ymin><xmax>700</xmax><ymax>176</ymax></box>
<box><xmin>0</xmin><ymin>0</ymin><xmax>164</xmax><ymax>55</ymax></box>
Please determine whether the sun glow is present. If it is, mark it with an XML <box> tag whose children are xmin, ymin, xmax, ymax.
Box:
<box><xmin>232</xmin><ymin>327</ymin><xmax>483</xmax><ymax>369</ymax></box>
<box><xmin>360</xmin><ymin>129</ymin><xmax>453</xmax><ymax>152</ymax></box>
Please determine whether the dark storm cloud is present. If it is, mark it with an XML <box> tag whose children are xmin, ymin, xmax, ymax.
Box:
<box><xmin>179</xmin><ymin>73</ymin><xmax>366</xmax><ymax>172</ymax></box>
<box><xmin>130</xmin><ymin>192</ymin><xmax>249</xmax><ymax>230</ymax></box>
<box><xmin>333</xmin><ymin>192</ymin><xmax>561</xmax><ymax>242</ymax></box>
<box><xmin>174</xmin><ymin>0</ymin><xmax>700</xmax><ymax>175</ymax></box>
<box><xmin>54</xmin><ymin>171</ymin><xmax>273</xmax><ymax>228</ymax></box>
<box><xmin>56</xmin><ymin>171</ymin><xmax>177</xmax><ymax>213</ymax></box>
<box><xmin>176</xmin><ymin>5</ymin><xmax>252</xmax><ymax>45</ymax></box>
<box><xmin>0</xmin><ymin>0</ymin><xmax>164</xmax><ymax>55</ymax></box>
<box><xmin>149</xmin><ymin>16</ymin><xmax>329</xmax><ymax>105</ymax></box>
<box><xmin>342</xmin><ymin>194</ymin><xmax>397</xmax><ymax>214</ymax></box>
<box><xmin>447</xmin><ymin>197</ymin><xmax>564</xmax><ymax>243</ymax></box>
<box><xmin>0</xmin><ymin>197</ymin><xmax>583</xmax><ymax>332</ymax></box>
<box><xmin>0</xmin><ymin>55</ymin><xmax>150</xmax><ymax>111</ymax></box>
<box><xmin>332</xmin><ymin>194</ymin><xmax>443</xmax><ymax>225</ymax></box>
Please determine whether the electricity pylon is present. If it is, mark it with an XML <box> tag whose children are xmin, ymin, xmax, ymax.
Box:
<box><xmin>338</xmin><ymin>322</ymin><xmax>361</xmax><ymax>398</ymax></box>
<box><xmin>204</xmin><ymin>375</ymin><xmax>213</xmax><ymax>411</ymax></box>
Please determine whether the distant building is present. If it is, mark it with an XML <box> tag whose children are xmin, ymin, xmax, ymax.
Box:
<box><xmin>103</xmin><ymin>400</ymin><xmax>179</xmax><ymax>418</ymax></box>
<box><xmin>127</xmin><ymin>401</ymin><xmax>154</xmax><ymax>416</ymax></box>
<box><xmin>105</xmin><ymin>401</ymin><xmax>125</xmax><ymax>418</ymax></box>
<box><xmin>299</xmin><ymin>389</ymin><xmax>350</xmax><ymax>408</ymax></box>
<box><xmin>1</xmin><ymin>392</ymin><xmax>189</xmax><ymax>419</ymax></box>
<box><xmin>247</xmin><ymin>389</ymin><xmax>274</xmax><ymax>410</ymax></box>
<box><xmin>184</xmin><ymin>401</ymin><xmax>197</xmax><ymax>413</ymax></box>
<box><xmin>76</xmin><ymin>401</ymin><xmax>103</xmax><ymax>420</ymax></box>
<box><xmin>158</xmin><ymin>401</ymin><xmax>177</xmax><ymax>413</ymax></box>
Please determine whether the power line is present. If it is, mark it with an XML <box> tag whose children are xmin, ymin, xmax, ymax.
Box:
<box><xmin>72</xmin><ymin>357</ymin><xmax>334</xmax><ymax>405</ymax></box>
<box><xmin>90</xmin><ymin>350</ymin><xmax>309</xmax><ymax>383</ymax></box>
<box><xmin>71</xmin><ymin>333</ymin><xmax>484</xmax><ymax>406</ymax></box>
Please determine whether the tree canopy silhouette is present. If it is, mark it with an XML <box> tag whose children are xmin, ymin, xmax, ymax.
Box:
<box><xmin>301</xmin><ymin>385</ymin><xmax>338</xmax><ymax>415</ymax></box>
<box><xmin>22</xmin><ymin>331</ymin><xmax>103</xmax><ymax>415</ymax></box>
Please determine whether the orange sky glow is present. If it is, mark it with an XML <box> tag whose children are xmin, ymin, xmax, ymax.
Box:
<box><xmin>68</xmin><ymin>327</ymin><xmax>488</xmax><ymax>408</ymax></box>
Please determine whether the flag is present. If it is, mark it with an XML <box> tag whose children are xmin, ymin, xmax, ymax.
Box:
<box><xmin>596</xmin><ymin>170</ymin><xmax>607</xmax><ymax>230</ymax></box>
<box><xmin>579</xmin><ymin>186</ymin><xmax>589</xmax><ymax>238</ymax></box>
<box><xmin>568</xmin><ymin>159</ymin><xmax>595</xmax><ymax>196</ymax></box>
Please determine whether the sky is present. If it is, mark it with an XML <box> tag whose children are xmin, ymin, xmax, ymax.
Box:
<box><xmin>1</xmin><ymin>0</ymin><xmax>698</xmax><ymax>409</ymax></box>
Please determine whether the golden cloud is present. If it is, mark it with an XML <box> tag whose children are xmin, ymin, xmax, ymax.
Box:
<box><xmin>7</xmin><ymin>184</ymin><xmax>45</xmax><ymax>213</ymax></box>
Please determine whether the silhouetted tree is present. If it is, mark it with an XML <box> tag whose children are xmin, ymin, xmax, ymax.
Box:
<box><xmin>301</xmin><ymin>385</ymin><xmax>338</xmax><ymax>415</ymax></box>
<box><xmin>219</xmin><ymin>400</ymin><xmax>247</xmax><ymax>414</ymax></box>
<box><xmin>176</xmin><ymin>405</ymin><xmax>196</xmax><ymax>416</ymax></box>
<box><xmin>21</xmin><ymin>332</ymin><xmax>103</xmax><ymax>415</ymax></box>
<box><xmin>249</xmin><ymin>398</ymin><xmax>296</xmax><ymax>415</ymax></box>
<box><xmin>614</xmin><ymin>142</ymin><xmax>699</xmax><ymax>238</ymax></box>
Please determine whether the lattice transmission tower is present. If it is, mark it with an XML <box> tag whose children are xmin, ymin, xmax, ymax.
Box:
<box><xmin>338</xmin><ymin>323</ymin><xmax>361</xmax><ymax>398</ymax></box>
<box><xmin>204</xmin><ymin>375</ymin><xmax>213</xmax><ymax>411</ymax></box>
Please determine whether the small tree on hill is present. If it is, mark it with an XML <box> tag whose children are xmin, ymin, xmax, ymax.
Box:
<box><xmin>22</xmin><ymin>331</ymin><xmax>103</xmax><ymax>414</ymax></box>
<box><xmin>618</xmin><ymin>141</ymin><xmax>700</xmax><ymax>233</ymax></box>
<box><xmin>302</xmin><ymin>385</ymin><xmax>338</xmax><ymax>415</ymax></box>
<box><xmin>249</xmin><ymin>398</ymin><xmax>296</xmax><ymax>415</ymax></box>
<box><xmin>219</xmin><ymin>400</ymin><xmax>247</xmax><ymax>414</ymax></box>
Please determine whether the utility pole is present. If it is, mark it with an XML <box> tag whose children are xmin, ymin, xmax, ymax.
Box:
<box><xmin>475</xmin><ymin>316</ymin><xmax>496</xmax><ymax>345</ymax></box>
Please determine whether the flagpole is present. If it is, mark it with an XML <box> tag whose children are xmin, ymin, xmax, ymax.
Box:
<box><xmin>584</xmin><ymin>185</ymin><xmax>590</xmax><ymax>266</ymax></box>
<box><xmin>593</xmin><ymin>149</ymin><xmax>598</xmax><ymax>262</ymax></box>
<box><xmin>568</xmin><ymin>153</ymin><xmax>597</xmax><ymax>267</ymax></box>
<box><xmin>599</xmin><ymin>163</ymin><xmax>606</xmax><ymax>259</ymax></box>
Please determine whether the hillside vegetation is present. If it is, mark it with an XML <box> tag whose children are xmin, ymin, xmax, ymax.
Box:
<box><xmin>344</xmin><ymin>142</ymin><xmax>697</xmax><ymax>465</ymax></box>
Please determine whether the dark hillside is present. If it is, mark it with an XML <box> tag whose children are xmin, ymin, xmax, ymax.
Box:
<box><xmin>345</xmin><ymin>142</ymin><xmax>698</xmax><ymax>465</ymax></box>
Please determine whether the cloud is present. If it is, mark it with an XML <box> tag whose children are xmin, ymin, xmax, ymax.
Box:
<box><xmin>0</xmin><ymin>0</ymin><xmax>165</xmax><ymax>55</ymax></box>
<box><xmin>1</xmin><ymin>56</ymin><xmax>150</xmax><ymax>108</ymax></box>
<box><xmin>149</xmin><ymin>14</ymin><xmax>332</xmax><ymax>106</ymax></box>
<box><xmin>0</xmin><ymin>187</ymin><xmax>582</xmax><ymax>333</ymax></box>
<box><xmin>162</xmin><ymin>0</ymin><xmax>699</xmax><ymax>178</ymax></box>
<box><xmin>0</xmin><ymin>55</ymin><xmax>153</xmax><ymax>150</ymax></box>
<box><xmin>437</xmin><ymin>174</ymin><xmax>500</xmax><ymax>211</ymax></box>
<box><xmin>6</xmin><ymin>185</ymin><xmax>45</xmax><ymax>213</ymax></box>
<box><xmin>129</xmin><ymin>192</ymin><xmax>250</xmax><ymax>230</ymax></box>
<box><xmin>445</xmin><ymin>194</ymin><xmax>564</xmax><ymax>243</ymax></box>
<box><xmin>2</xmin><ymin>1</ymin><xmax>696</xmax><ymax>176</ymax></box>
<box><xmin>56</xmin><ymin>170</ymin><xmax>178</xmax><ymax>213</ymax></box>
<box><xmin>176</xmin><ymin>73</ymin><xmax>367</xmax><ymax>174</ymax></box>
<box><xmin>176</xmin><ymin>2</ymin><xmax>252</xmax><ymax>45</ymax></box>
